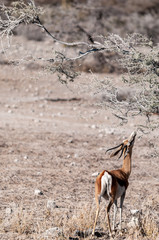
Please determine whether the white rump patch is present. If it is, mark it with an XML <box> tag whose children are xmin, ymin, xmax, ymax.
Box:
<box><xmin>100</xmin><ymin>171</ymin><xmax>126</xmax><ymax>200</ymax></box>
<box><xmin>101</xmin><ymin>171</ymin><xmax>112</xmax><ymax>197</ymax></box>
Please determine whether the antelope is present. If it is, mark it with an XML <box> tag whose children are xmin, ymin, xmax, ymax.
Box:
<box><xmin>92</xmin><ymin>131</ymin><xmax>136</xmax><ymax>236</ymax></box>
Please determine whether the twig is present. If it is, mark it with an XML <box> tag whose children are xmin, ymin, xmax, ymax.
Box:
<box><xmin>112</xmin><ymin>113</ymin><xmax>128</xmax><ymax>123</ymax></box>
<box><xmin>34</xmin><ymin>16</ymin><xmax>102</xmax><ymax>48</ymax></box>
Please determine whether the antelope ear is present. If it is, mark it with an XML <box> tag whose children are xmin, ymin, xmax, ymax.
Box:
<box><xmin>110</xmin><ymin>147</ymin><xmax>122</xmax><ymax>158</ymax></box>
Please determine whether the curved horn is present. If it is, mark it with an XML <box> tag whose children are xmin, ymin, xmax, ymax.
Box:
<box><xmin>124</xmin><ymin>145</ymin><xmax>128</xmax><ymax>159</ymax></box>
<box><xmin>118</xmin><ymin>145</ymin><xmax>126</xmax><ymax>159</ymax></box>
<box><xmin>106</xmin><ymin>143</ymin><xmax>123</xmax><ymax>153</ymax></box>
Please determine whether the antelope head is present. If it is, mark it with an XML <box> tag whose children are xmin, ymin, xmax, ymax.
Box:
<box><xmin>106</xmin><ymin>131</ymin><xmax>137</xmax><ymax>159</ymax></box>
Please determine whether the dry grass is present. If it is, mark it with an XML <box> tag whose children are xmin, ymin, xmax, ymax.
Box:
<box><xmin>0</xmin><ymin>205</ymin><xmax>34</xmax><ymax>235</ymax></box>
<box><xmin>126</xmin><ymin>195</ymin><xmax>159</xmax><ymax>240</ymax></box>
<box><xmin>0</xmin><ymin>193</ymin><xmax>158</xmax><ymax>239</ymax></box>
<box><xmin>63</xmin><ymin>204</ymin><xmax>95</xmax><ymax>236</ymax></box>
<box><xmin>141</xmin><ymin>213</ymin><xmax>159</xmax><ymax>239</ymax></box>
<box><xmin>1</xmin><ymin>202</ymin><xmax>157</xmax><ymax>240</ymax></box>
<box><xmin>140</xmin><ymin>196</ymin><xmax>159</xmax><ymax>240</ymax></box>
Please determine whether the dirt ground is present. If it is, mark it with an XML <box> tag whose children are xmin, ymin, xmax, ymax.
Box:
<box><xmin>0</xmin><ymin>34</ymin><xmax>159</xmax><ymax>240</ymax></box>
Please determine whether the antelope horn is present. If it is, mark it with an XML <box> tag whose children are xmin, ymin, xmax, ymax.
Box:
<box><xmin>106</xmin><ymin>143</ymin><xmax>123</xmax><ymax>153</ymax></box>
<box><xmin>118</xmin><ymin>145</ymin><xmax>126</xmax><ymax>159</ymax></box>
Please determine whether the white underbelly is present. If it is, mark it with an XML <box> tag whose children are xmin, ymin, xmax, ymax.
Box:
<box><xmin>115</xmin><ymin>183</ymin><xmax>125</xmax><ymax>199</ymax></box>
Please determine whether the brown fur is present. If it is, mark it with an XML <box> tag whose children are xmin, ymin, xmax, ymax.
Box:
<box><xmin>95</xmin><ymin>170</ymin><xmax>106</xmax><ymax>202</ymax></box>
<box><xmin>107</xmin><ymin>169</ymin><xmax>129</xmax><ymax>189</ymax></box>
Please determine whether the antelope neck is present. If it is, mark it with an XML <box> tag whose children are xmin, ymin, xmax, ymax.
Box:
<box><xmin>121</xmin><ymin>148</ymin><xmax>132</xmax><ymax>178</ymax></box>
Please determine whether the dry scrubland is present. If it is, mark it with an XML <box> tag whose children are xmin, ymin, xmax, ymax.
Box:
<box><xmin>0</xmin><ymin>35</ymin><xmax>158</xmax><ymax>240</ymax></box>
<box><xmin>0</xmin><ymin>1</ymin><xmax>159</xmax><ymax>239</ymax></box>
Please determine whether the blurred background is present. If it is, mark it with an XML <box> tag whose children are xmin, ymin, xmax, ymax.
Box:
<box><xmin>3</xmin><ymin>0</ymin><xmax>159</xmax><ymax>42</ymax></box>
<box><xmin>2</xmin><ymin>0</ymin><xmax>159</xmax><ymax>74</ymax></box>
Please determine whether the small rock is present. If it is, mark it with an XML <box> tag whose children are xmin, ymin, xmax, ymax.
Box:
<box><xmin>47</xmin><ymin>200</ymin><xmax>57</xmax><ymax>209</ymax></box>
<box><xmin>128</xmin><ymin>216</ymin><xmax>140</xmax><ymax>228</ymax></box>
<box><xmin>6</xmin><ymin>207</ymin><xmax>12</xmax><ymax>215</ymax></box>
<box><xmin>12</xmin><ymin>105</ymin><xmax>17</xmax><ymax>109</ymax></box>
<box><xmin>74</xmin><ymin>154</ymin><xmax>78</xmax><ymax>158</ymax></box>
<box><xmin>39</xmin><ymin>104</ymin><xmax>44</xmax><ymax>108</ymax></box>
<box><xmin>130</xmin><ymin>209</ymin><xmax>140</xmax><ymax>215</ymax></box>
<box><xmin>8</xmin><ymin>149</ymin><xmax>14</xmax><ymax>154</ymax></box>
<box><xmin>128</xmin><ymin>209</ymin><xmax>141</xmax><ymax>229</ymax></box>
<box><xmin>34</xmin><ymin>87</ymin><xmax>39</xmax><ymax>92</ymax></box>
<box><xmin>68</xmin><ymin>139</ymin><xmax>74</xmax><ymax>143</ymax></box>
<box><xmin>92</xmin><ymin>172</ymin><xmax>99</xmax><ymax>177</ymax></box>
<box><xmin>14</xmin><ymin>158</ymin><xmax>19</xmax><ymax>163</ymax></box>
<box><xmin>23</xmin><ymin>155</ymin><xmax>28</xmax><ymax>160</ymax></box>
<box><xmin>8</xmin><ymin>110</ymin><xmax>13</xmax><ymax>114</ymax></box>
<box><xmin>83</xmin><ymin>142</ymin><xmax>88</xmax><ymax>146</ymax></box>
<box><xmin>34</xmin><ymin>119</ymin><xmax>40</xmax><ymax>123</ymax></box>
<box><xmin>44</xmin><ymin>227</ymin><xmax>61</xmax><ymax>237</ymax></box>
<box><xmin>39</xmin><ymin>112</ymin><xmax>43</xmax><ymax>117</ymax></box>
<box><xmin>70</xmin><ymin>162</ymin><xmax>76</xmax><ymax>166</ymax></box>
<box><xmin>57</xmin><ymin>112</ymin><xmax>63</xmax><ymax>116</ymax></box>
<box><xmin>92</xmin><ymin>110</ymin><xmax>97</xmax><ymax>114</ymax></box>
<box><xmin>98</xmin><ymin>134</ymin><xmax>103</xmax><ymax>138</ymax></box>
<box><xmin>5</xmin><ymin>104</ymin><xmax>10</xmax><ymax>108</ymax></box>
<box><xmin>34</xmin><ymin>189</ymin><xmax>43</xmax><ymax>196</ymax></box>
<box><xmin>104</xmin><ymin>128</ymin><xmax>114</xmax><ymax>135</ymax></box>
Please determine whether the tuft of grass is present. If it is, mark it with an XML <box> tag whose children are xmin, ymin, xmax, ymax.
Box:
<box><xmin>50</xmin><ymin>203</ymin><xmax>96</xmax><ymax>239</ymax></box>
<box><xmin>139</xmin><ymin>211</ymin><xmax>159</xmax><ymax>240</ymax></box>
<box><xmin>1</xmin><ymin>206</ymin><xmax>34</xmax><ymax>235</ymax></box>
<box><xmin>127</xmin><ymin>195</ymin><xmax>159</xmax><ymax>240</ymax></box>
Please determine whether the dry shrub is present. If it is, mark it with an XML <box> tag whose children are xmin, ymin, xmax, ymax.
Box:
<box><xmin>0</xmin><ymin>202</ymin><xmax>97</xmax><ymax>239</ymax></box>
<box><xmin>79</xmin><ymin>52</ymin><xmax>122</xmax><ymax>74</ymax></box>
<box><xmin>66</xmin><ymin>204</ymin><xmax>95</xmax><ymax>233</ymax></box>
<box><xmin>140</xmin><ymin>196</ymin><xmax>159</xmax><ymax>240</ymax></box>
<box><xmin>127</xmin><ymin>195</ymin><xmax>159</xmax><ymax>240</ymax></box>
<box><xmin>51</xmin><ymin>202</ymin><xmax>113</xmax><ymax>239</ymax></box>
<box><xmin>128</xmin><ymin>212</ymin><xmax>159</xmax><ymax>240</ymax></box>
<box><xmin>141</xmin><ymin>212</ymin><xmax>159</xmax><ymax>239</ymax></box>
<box><xmin>51</xmin><ymin>203</ymin><xmax>96</xmax><ymax>238</ymax></box>
<box><xmin>1</xmin><ymin>206</ymin><xmax>34</xmax><ymax>235</ymax></box>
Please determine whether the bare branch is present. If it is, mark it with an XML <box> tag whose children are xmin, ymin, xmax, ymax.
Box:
<box><xmin>0</xmin><ymin>0</ymin><xmax>159</xmax><ymax>131</ymax></box>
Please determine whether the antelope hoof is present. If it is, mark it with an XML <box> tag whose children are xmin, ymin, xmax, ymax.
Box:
<box><xmin>91</xmin><ymin>230</ymin><xmax>95</xmax><ymax>238</ymax></box>
<box><xmin>109</xmin><ymin>232</ymin><xmax>113</xmax><ymax>238</ymax></box>
<box><xmin>119</xmin><ymin>230</ymin><xmax>123</xmax><ymax>236</ymax></box>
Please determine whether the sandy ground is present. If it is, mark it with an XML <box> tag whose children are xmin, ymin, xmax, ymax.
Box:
<box><xmin>0</xmin><ymin>36</ymin><xmax>159</xmax><ymax>240</ymax></box>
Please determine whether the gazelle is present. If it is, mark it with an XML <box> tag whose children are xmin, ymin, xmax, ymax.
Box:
<box><xmin>92</xmin><ymin>131</ymin><xmax>136</xmax><ymax>236</ymax></box>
